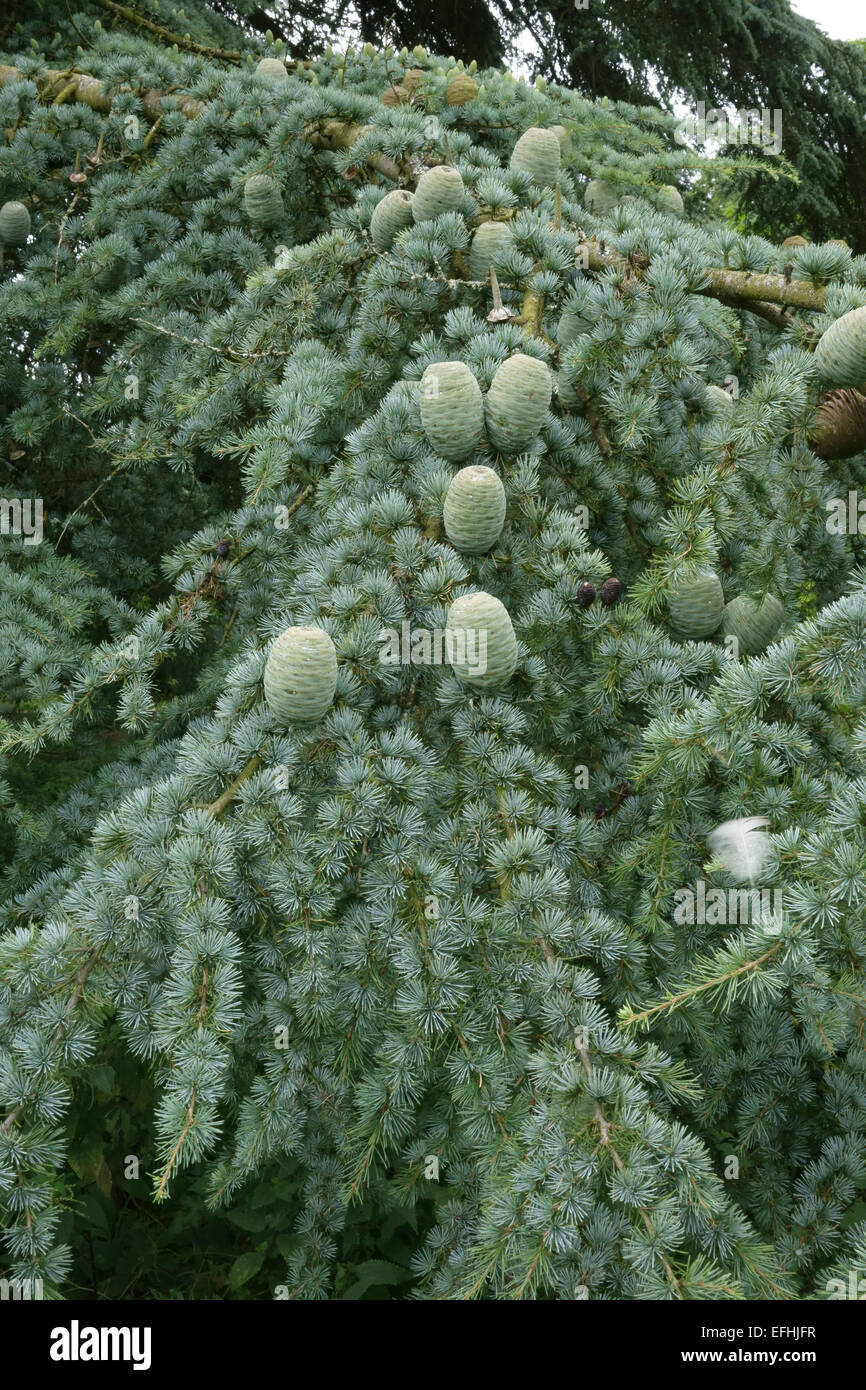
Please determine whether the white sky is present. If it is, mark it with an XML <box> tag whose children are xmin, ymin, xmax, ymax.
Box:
<box><xmin>790</xmin><ymin>0</ymin><xmax>864</xmax><ymax>41</ymax></box>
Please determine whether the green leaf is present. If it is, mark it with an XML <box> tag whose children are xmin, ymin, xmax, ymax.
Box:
<box><xmin>276</xmin><ymin>1234</ymin><xmax>298</xmax><ymax>1262</ymax></box>
<box><xmin>841</xmin><ymin>1201</ymin><xmax>866</xmax><ymax>1230</ymax></box>
<box><xmin>226</xmin><ymin>1207</ymin><xmax>271</xmax><ymax>1232</ymax></box>
<box><xmin>87</xmin><ymin>1064</ymin><xmax>116</xmax><ymax>1095</ymax></box>
<box><xmin>341</xmin><ymin>1260</ymin><xmax>413</xmax><ymax>1300</ymax></box>
<box><xmin>228</xmin><ymin>1250</ymin><xmax>265</xmax><ymax>1289</ymax></box>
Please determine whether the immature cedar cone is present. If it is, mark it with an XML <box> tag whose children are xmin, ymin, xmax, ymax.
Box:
<box><xmin>576</xmin><ymin>582</ymin><xmax>596</xmax><ymax>608</ymax></box>
<box><xmin>443</xmin><ymin>465</ymin><xmax>506</xmax><ymax>553</ymax></box>
<box><xmin>706</xmin><ymin>384</ymin><xmax>735</xmax><ymax>415</ymax></box>
<box><xmin>814</xmin><ymin>306</ymin><xmax>866</xmax><ymax>388</ymax></box>
<box><xmin>216</xmin><ymin>539</ymin><xmax>231</xmax><ymax>558</ymax></box>
<box><xmin>556</xmin><ymin>369</ymin><xmax>581</xmax><ymax>408</ymax></box>
<box><xmin>0</xmin><ymin>200</ymin><xmax>30</xmax><ymax>245</ymax></box>
<box><xmin>668</xmin><ymin>571</ymin><xmax>724</xmax><ymax>638</ymax></box>
<box><xmin>420</xmin><ymin>361</ymin><xmax>485</xmax><ymax>461</ymax></box>
<box><xmin>556</xmin><ymin>310</ymin><xmax>584</xmax><ymax>349</ymax></box>
<box><xmin>468</xmin><ymin>221</ymin><xmax>513</xmax><ymax>281</ymax></box>
<box><xmin>485</xmin><ymin>353</ymin><xmax>553</xmax><ymax>454</ymax></box>
<box><xmin>599</xmin><ymin>577</ymin><xmax>623</xmax><ymax>607</ymax></box>
<box><xmin>255</xmin><ymin>58</ymin><xmax>288</xmax><ymax>80</ymax></box>
<box><xmin>447</xmin><ymin>74</ymin><xmax>479</xmax><ymax>105</ymax></box>
<box><xmin>657</xmin><ymin>184</ymin><xmax>684</xmax><ymax>216</ymax></box>
<box><xmin>808</xmin><ymin>388</ymin><xmax>866</xmax><ymax>460</ymax></box>
<box><xmin>584</xmin><ymin>179</ymin><xmax>619</xmax><ymax>213</ymax></box>
<box><xmin>264</xmin><ymin>626</ymin><xmax>337</xmax><ymax>723</ymax></box>
<box><xmin>509</xmin><ymin>127</ymin><xmax>561</xmax><ymax>188</ymax></box>
<box><xmin>243</xmin><ymin>174</ymin><xmax>284</xmax><ymax>226</ymax></box>
<box><xmin>412</xmin><ymin>165</ymin><xmax>465</xmax><ymax>223</ymax></box>
<box><xmin>446</xmin><ymin>591</ymin><xmax>518</xmax><ymax>689</ymax></box>
<box><xmin>370</xmin><ymin>188</ymin><xmax>414</xmax><ymax>251</ymax></box>
<box><xmin>720</xmin><ymin>593</ymin><xmax>784</xmax><ymax>655</ymax></box>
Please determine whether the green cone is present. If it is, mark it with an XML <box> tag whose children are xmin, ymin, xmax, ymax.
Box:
<box><xmin>706</xmin><ymin>384</ymin><xmax>735</xmax><ymax>414</ymax></box>
<box><xmin>443</xmin><ymin>465</ymin><xmax>506</xmax><ymax>553</ymax></box>
<box><xmin>509</xmin><ymin>127</ymin><xmax>561</xmax><ymax>188</ymax></box>
<box><xmin>556</xmin><ymin>310</ymin><xmax>584</xmax><ymax>348</ymax></box>
<box><xmin>668</xmin><ymin>571</ymin><xmax>725</xmax><ymax>639</ymax></box>
<box><xmin>255</xmin><ymin>58</ymin><xmax>288</xmax><ymax>81</ymax></box>
<box><xmin>420</xmin><ymin>361</ymin><xmax>485</xmax><ymax>461</ymax></box>
<box><xmin>469</xmin><ymin>221</ymin><xmax>513</xmax><ymax>281</ymax></box>
<box><xmin>657</xmin><ymin>185</ymin><xmax>684</xmax><ymax>216</ymax></box>
<box><xmin>243</xmin><ymin>174</ymin><xmax>284</xmax><ymax>226</ymax></box>
<box><xmin>0</xmin><ymin>200</ymin><xmax>30</xmax><ymax>246</ymax></box>
<box><xmin>412</xmin><ymin>166</ymin><xmax>465</xmax><ymax>223</ymax></box>
<box><xmin>264</xmin><ymin>626</ymin><xmax>337</xmax><ymax>722</ymax></box>
<box><xmin>370</xmin><ymin>189</ymin><xmax>414</xmax><ymax>251</ymax></box>
<box><xmin>485</xmin><ymin>353</ymin><xmax>553</xmax><ymax>454</ymax></box>
<box><xmin>447</xmin><ymin>591</ymin><xmax>518</xmax><ymax>688</ymax></box>
<box><xmin>584</xmin><ymin>179</ymin><xmax>619</xmax><ymax>213</ymax></box>
<box><xmin>814</xmin><ymin>306</ymin><xmax>866</xmax><ymax>389</ymax></box>
<box><xmin>720</xmin><ymin>594</ymin><xmax>784</xmax><ymax>655</ymax></box>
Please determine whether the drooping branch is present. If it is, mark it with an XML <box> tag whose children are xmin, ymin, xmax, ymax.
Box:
<box><xmin>92</xmin><ymin>0</ymin><xmax>244</xmax><ymax>63</ymax></box>
<box><xmin>204</xmin><ymin>755</ymin><xmax>262</xmax><ymax>818</ymax></box>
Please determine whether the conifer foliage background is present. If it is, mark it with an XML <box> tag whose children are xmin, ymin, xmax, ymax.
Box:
<box><xmin>2</xmin><ymin>1</ymin><xmax>866</xmax><ymax>1300</ymax></box>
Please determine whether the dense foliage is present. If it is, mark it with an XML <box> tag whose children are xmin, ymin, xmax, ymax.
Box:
<box><xmin>3</xmin><ymin>2</ymin><xmax>866</xmax><ymax>1300</ymax></box>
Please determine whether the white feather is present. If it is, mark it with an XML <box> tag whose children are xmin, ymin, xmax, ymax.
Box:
<box><xmin>707</xmin><ymin>816</ymin><xmax>771</xmax><ymax>884</ymax></box>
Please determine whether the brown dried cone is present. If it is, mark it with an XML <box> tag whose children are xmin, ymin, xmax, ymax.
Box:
<box><xmin>402</xmin><ymin>68</ymin><xmax>424</xmax><ymax>92</ymax></box>
<box><xmin>599</xmin><ymin>577</ymin><xmax>623</xmax><ymax>607</ymax></box>
<box><xmin>808</xmin><ymin>388</ymin><xmax>866</xmax><ymax>460</ymax></box>
<box><xmin>447</xmin><ymin>74</ymin><xmax>479</xmax><ymax>105</ymax></box>
<box><xmin>381</xmin><ymin>84</ymin><xmax>410</xmax><ymax>107</ymax></box>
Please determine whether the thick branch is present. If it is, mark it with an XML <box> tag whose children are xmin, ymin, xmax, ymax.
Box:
<box><xmin>303</xmin><ymin>118</ymin><xmax>401</xmax><ymax>181</ymax></box>
<box><xmin>714</xmin><ymin>294</ymin><xmax>791</xmax><ymax>330</ymax></box>
<box><xmin>576</xmin><ymin>240</ymin><xmax>826</xmax><ymax>313</ymax></box>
